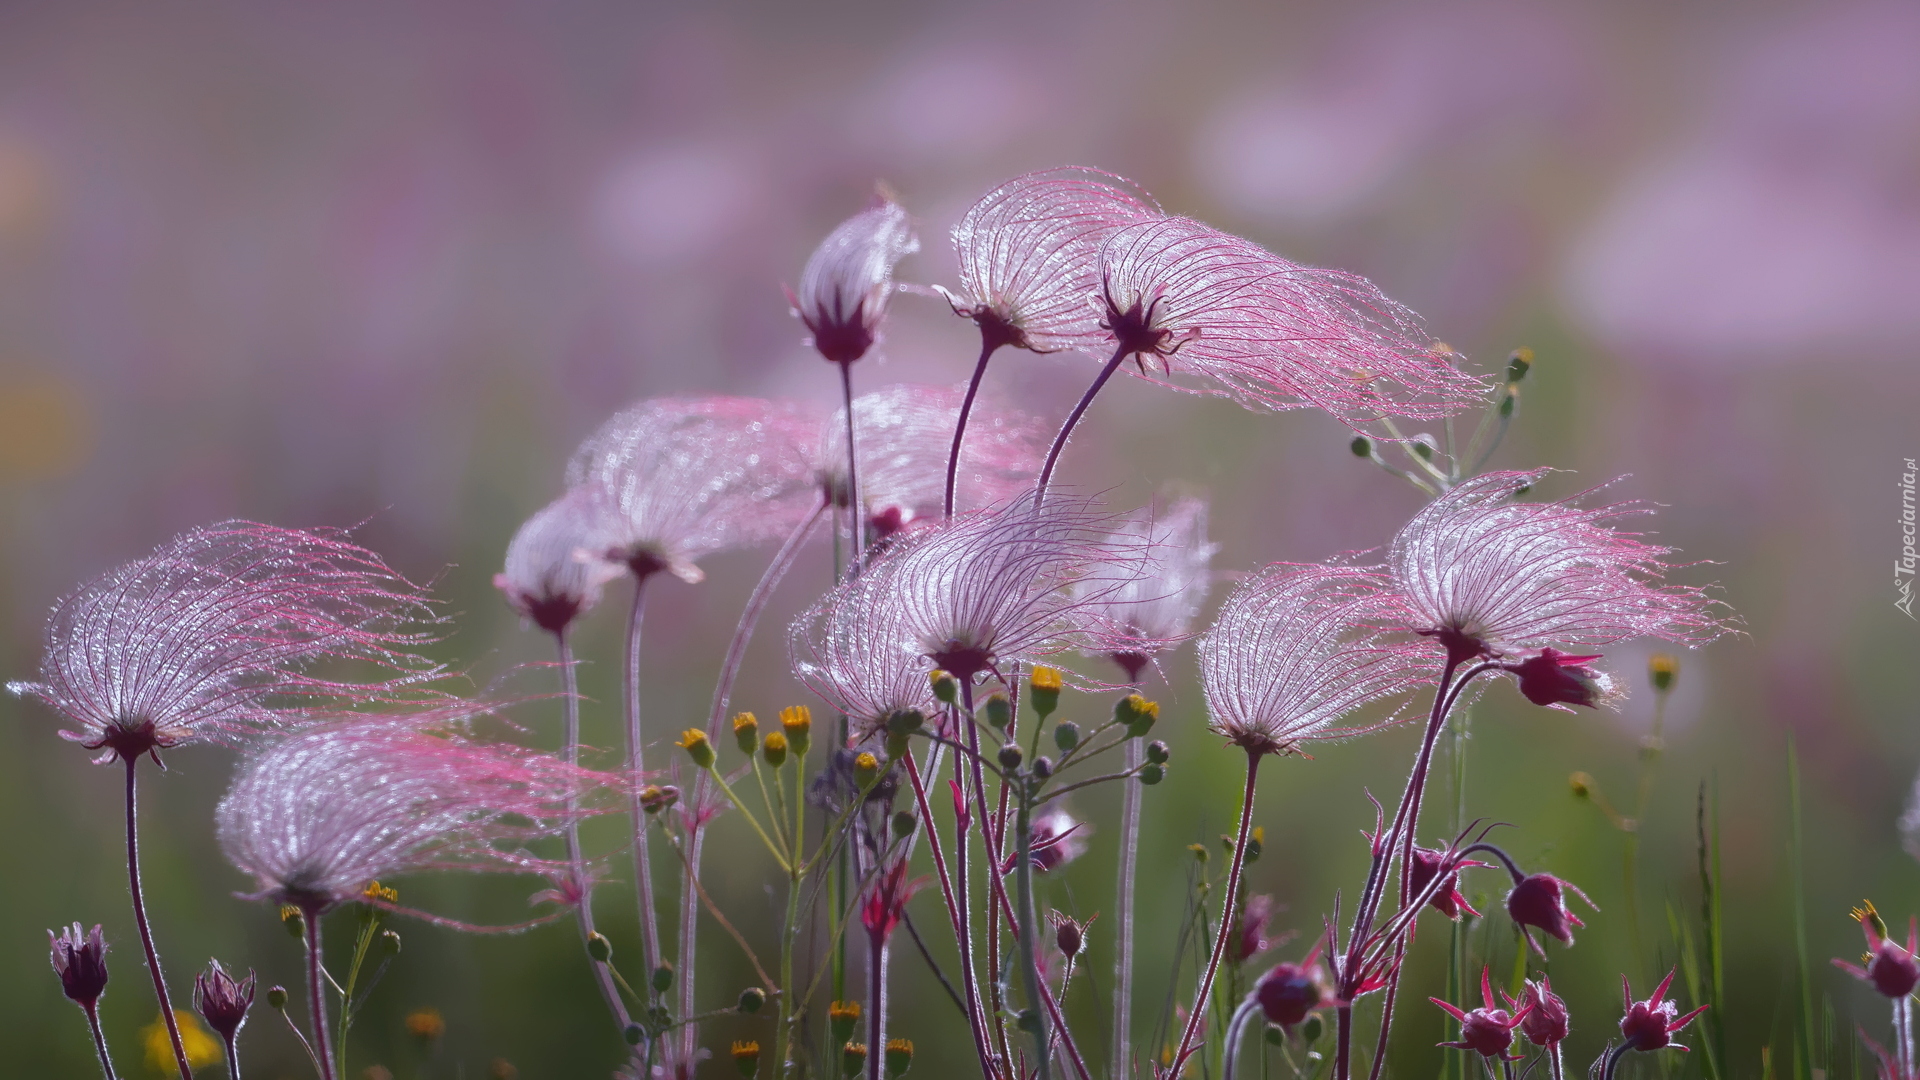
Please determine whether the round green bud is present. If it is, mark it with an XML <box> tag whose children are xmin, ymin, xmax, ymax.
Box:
<box><xmin>267</xmin><ymin>985</ymin><xmax>289</xmax><ymax>1010</ymax></box>
<box><xmin>891</xmin><ymin>811</ymin><xmax>918</xmax><ymax>839</ymax></box>
<box><xmin>587</xmin><ymin>932</ymin><xmax>613</xmax><ymax>963</ymax></box>
<box><xmin>1349</xmin><ymin>435</ymin><xmax>1372</xmax><ymax>458</ymax></box>
<box><xmin>997</xmin><ymin>743</ymin><xmax>1024</xmax><ymax>771</ymax></box>
<box><xmin>1301</xmin><ymin>1014</ymin><xmax>1325</xmax><ymax>1043</ymax></box>
<box><xmin>625</xmin><ymin>1023</ymin><xmax>645</xmax><ymax>1046</ymax></box>
<box><xmin>1052</xmin><ymin>720</ymin><xmax>1080</xmax><ymax>752</ymax></box>
<box><xmin>1031</xmin><ymin>755</ymin><xmax>1054</xmax><ymax>781</ymax></box>
<box><xmin>652</xmin><ymin>963</ymin><xmax>675</xmax><ymax>994</ymax></box>
<box><xmin>983</xmin><ymin>693</ymin><xmax>1013</xmax><ymax>730</ymax></box>
<box><xmin>884</xmin><ymin>730</ymin><xmax>911</xmax><ymax>761</ymax></box>
<box><xmin>281</xmin><ymin>908</ymin><xmax>306</xmax><ymax>939</ymax></box>
<box><xmin>738</xmin><ymin>987</ymin><xmax>766</xmax><ymax>1014</ymax></box>
<box><xmin>929</xmin><ymin>671</ymin><xmax>958</xmax><ymax>705</ymax></box>
<box><xmin>1139</xmin><ymin>763</ymin><xmax>1165</xmax><ymax>786</ymax></box>
<box><xmin>886</xmin><ymin>709</ymin><xmax>925</xmax><ymax>736</ymax></box>
<box><xmin>1145</xmin><ymin>740</ymin><xmax>1169</xmax><ymax>764</ymax></box>
<box><xmin>1265</xmin><ymin>1023</ymin><xmax>1285</xmax><ymax>1046</ymax></box>
<box><xmin>379</xmin><ymin>929</ymin><xmax>402</xmax><ymax>956</ymax></box>
<box><xmin>1015</xmin><ymin>1009</ymin><xmax>1041</xmax><ymax>1034</ymax></box>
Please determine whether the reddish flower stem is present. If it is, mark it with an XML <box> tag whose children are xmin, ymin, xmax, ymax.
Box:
<box><xmin>1034</xmin><ymin>345</ymin><xmax>1129</xmax><ymax>504</ymax></box>
<box><xmin>840</xmin><ymin>361</ymin><xmax>863</xmax><ymax>563</ymax></box>
<box><xmin>302</xmin><ymin>905</ymin><xmax>336</xmax><ymax>1080</ymax></box>
<box><xmin>556</xmin><ymin>633</ymin><xmax>631</xmax><ymax>1033</ymax></box>
<box><xmin>945</xmin><ymin>334</ymin><xmax>1003</xmax><ymax>519</ymax></box>
<box><xmin>123</xmin><ymin>758</ymin><xmax>192</xmax><ymax>1080</ymax></box>
<box><xmin>1169</xmin><ymin>747</ymin><xmax>1262</xmax><ymax>1077</ymax></box>
<box><xmin>901</xmin><ymin>753</ymin><xmax>997</xmax><ymax>1078</ymax></box>
<box><xmin>83</xmin><ymin>1003</ymin><xmax>118</xmax><ymax>1080</ymax></box>
<box><xmin>867</xmin><ymin>932</ymin><xmax>888</xmax><ymax>1080</ymax></box>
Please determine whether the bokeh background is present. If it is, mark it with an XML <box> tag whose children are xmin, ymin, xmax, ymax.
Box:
<box><xmin>3</xmin><ymin>1</ymin><xmax>1918</xmax><ymax>1076</ymax></box>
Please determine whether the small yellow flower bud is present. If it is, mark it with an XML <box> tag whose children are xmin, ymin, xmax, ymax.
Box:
<box><xmin>781</xmin><ymin>705</ymin><xmax>812</xmax><ymax>757</ymax></box>
<box><xmin>405</xmin><ymin>1007</ymin><xmax>445</xmax><ymax>1040</ymax></box>
<box><xmin>829</xmin><ymin>1001</ymin><xmax>862</xmax><ymax>1046</ymax></box>
<box><xmin>1649</xmin><ymin>653</ymin><xmax>1679</xmax><ymax>693</ymax></box>
<box><xmin>886</xmin><ymin>1038</ymin><xmax>914</xmax><ymax>1077</ymax></box>
<box><xmin>841</xmin><ymin>1042</ymin><xmax>869</xmax><ymax>1079</ymax></box>
<box><xmin>733</xmin><ymin>1040</ymin><xmax>762</xmax><ymax>1078</ymax></box>
<box><xmin>280</xmin><ymin>905</ymin><xmax>305</xmax><ymax>938</ymax></box>
<box><xmin>733</xmin><ymin>712</ymin><xmax>759</xmax><ymax>755</ymax></box>
<box><xmin>1189</xmin><ymin>843</ymin><xmax>1210</xmax><ymax>864</ymax></box>
<box><xmin>362</xmin><ymin>880</ymin><xmax>399</xmax><ymax>904</ymax></box>
<box><xmin>929</xmin><ymin>670</ymin><xmax>958</xmax><ymax>704</ymax></box>
<box><xmin>639</xmin><ymin>784</ymin><xmax>680</xmax><ymax>814</ymax></box>
<box><xmin>983</xmin><ymin>693</ymin><xmax>1012</xmax><ymax>730</ymax></box>
<box><xmin>1116</xmin><ymin>694</ymin><xmax>1159</xmax><ymax>736</ymax></box>
<box><xmin>1569</xmin><ymin>771</ymin><xmax>1594</xmax><ymax>799</ymax></box>
<box><xmin>677</xmin><ymin>729</ymin><xmax>715</xmax><ymax>769</ymax></box>
<box><xmin>1029</xmin><ymin>665</ymin><xmax>1062</xmax><ymax>718</ymax></box>
<box><xmin>854</xmin><ymin>751</ymin><xmax>881</xmax><ymax>789</ymax></box>
<box><xmin>762</xmin><ymin>730</ymin><xmax>789</xmax><ymax>768</ymax></box>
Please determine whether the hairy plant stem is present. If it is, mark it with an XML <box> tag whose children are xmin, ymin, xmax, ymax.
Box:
<box><xmin>219</xmin><ymin>1031</ymin><xmax>241</xmax><ymax>1080</ymax></box>
<box><xmin>709</xmin><ymin>502</ymin><xmax>828</xmax><ymax>739</ymax></box>
<box><xmin>302</xmin><ymin>905</ymin><xmax>336</xmax><ymax>1080</ymax></box>
<box><xmin>677</xmin><ymin>826</ymin><xmax>704</xmax><ymax>1071</ymax></box>
<box><xmin>1013</xmin><ymin>771</ymin><xmax>1052</xmax><ymax>1080</ymax></box>
<box><xmin>840</xmin><ymin>361</ymin><xmax>863</xmax><ymax>564</ymax></box>
<box><xmin>1112</xmin><ymin>734</ymin><xmax>1144</xmax><ymax>1076</ymax></box>
<box><xmin>957</xmin><ymin>679</ymin><xmax>1014</xmax><ymax>1073</ymax></box>
<box><xmin>556</xmin><ymin>633</ymin><xmax>631</xmax><ymax>1032</ymax></box>
<box><xmin>624</xmin><ymin>576</ymin><xmax>664</xmax><ymax>976</ymax></box>
<box><xmin>867</xmin><ymin>929</ymin><xmax>889</xmax><ymax>1080</ymax></box>
<box><xmin>1598</xmin><ymin>1043</ymin><xmax>1631</xmax><ymax>1080</ymax></box>
<box><xmin>945</xmin><ymin>333</ymin><xmax>1003</xmax><ymax>518</ymax></box>
<box><xmin>1034</xmin><ymin>344</ymin><xmax>1129</xmax><ymax>503</ymax></box>
<box><xmin>1221</xmin><ymin>995</ymin><xmax>1263</xmax><ymax>1080</ymax></box>
<box><xmin>123</xmin><ymin>758</ymin><xmax>192</xmax><ymax>1080</ymax></box>
<box><xmin>777</xmin><ymin>865</ymin><xmax>803</xmax><ymax>1078</ymax></box>
<box><xmin>83</xmin><ymin>1003</ymin><xmax>118</xmax><ymax>1080</ymax></box>
<box><xmin>901</xmin><ymin>752</ymin><xmax>998</xmax><ymax>1078</ymax></box>
<box><xmin>1170</xmin><ymin>747</ymin><xmax>1262</xmax><ymax>1078</ymax></box>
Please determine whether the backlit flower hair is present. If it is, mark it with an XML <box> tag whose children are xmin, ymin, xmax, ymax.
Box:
<box><xmin>215</xmin><ymin>708</ymin><xmax>616</xmax><ymax>912</ymax></box>
<box><xmin>813</xmin><ymin>384</ymin><xmax>1044</xmax><ymax>539</ymax></box>
<box><xmin>794</xmin><ymin>195</ymin><xmax>919</xmax><ymax>366</ymax></box>
<box><xmin>493</xmin><ymin>483</ymin><xmax>624</xmax><ymax>636</ymax></box>
<box><xmin>1387</xmin><ymin>469</ymin><xmax>1730</xmax><ymax>666</ymax></box>
<box><xmin>9</xmin><ymin>521</ymin><xmax>441</xmax><ymax>763</ymax></box>
<box><xmin>1096</xmin><ymin>216</ymin><xmax>1485</xmax><ymax>424</ymax></box>
<box><xmin>831</xmin><ymin>492</ymin><xmax>1154</xmax><ymax>685</ymax></box>
<box><xmin>1199</xmin><ymin>562</ymin><xmax>1435</xmax><ymax>756</ymax></box>
<box><xmin>1072</xmin><ymin>496</ymin><xmax>1217</xmax><ymax>680</ymax></box>
<box><xmin>943</xmin><ymin>167</ymin><xmax>1162</xmax><ymax>354</ymax></box>
<box><xmin>565</xmin><ymin>396</ymin><xmax>819</xmax><ymax>583</ymax></box>
<box><xmin>789</xmin><ymin>566</ymin><xmax>939</xmax><ymax>739</ymax></box>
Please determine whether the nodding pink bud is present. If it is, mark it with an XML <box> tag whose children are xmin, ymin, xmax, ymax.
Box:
<box><xmin>1407</xmin><ymin>847</ymin><xmax>1481</xmax><ymax>921</ymax></box>
<box><xmin>1506</xmin><ymin>873</ymin><xmax>1594</xmax><ymax>954</ymax></box>
<box><xmin>1617</xmin><ymin>970</ymin><xmax>1707</xmax><ymax>1052</ymax></box>
<box><xmin>794</xmin><ymin>196</ymin><xmax>917</xmax><ymax>367</ymax></box>
<box><xmin>1506</xmin><ymin>648</ymin><xmax>1616</xmax><ymax>711</ymax></box>
<box><xmin>194</xmin><ymin>959</ymin><xmax>256</xmax><ymax>1040</ymax></box>
<box><xmin>1234</xmin><ymin>894</ymin><xmax>1275</xmax><ymax>963</ymax></box>
<box><xmin>1835</xmin><ymin>907</ymin><xmax>1920</xmax><ymax>999</ymax></box>
<box><xmin>1432</xmin><ymin>969</ymin><xmax>1531</xmax><ymax>1061</ymax></box>
<box><xmin>1517</xmin><ymin>977</ymin><xmax>1570</xmax><ymax>1048</ymax></box>
<box><xmin>48</xmin><ymin>923</ymin><xmax>109</xmax><ymax>1008</ymax></box>
<box><xmin>1050</xmin><ymin>911</ymin><xmax>1091</xmax><ymax>960</ymax></box>
<box><xmin>1254</xmin><ymin>942</ymin><xmax>1329</xmax><ymax>1029</ymax></box>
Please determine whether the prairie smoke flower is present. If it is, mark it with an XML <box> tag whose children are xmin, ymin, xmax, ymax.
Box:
<box><xmin>494</xmin><ymin>484</ymin><xmax>624</xmax><ymax>636</ymax></box>
<box><xmin>1074</xmin><ymin>497</ymin><xmax>1217</xmax><ymax>681</ymax></box>
<box><xmin>9</xmin><ymin>521</ymin><xmax>440</xmax><ymax>763</ymax></box>
<box><xmin>216</xmin><ymin>709</ymin><xmax>615</xmax><ymax>913</ymax></box>
<box><xmin>1234</xmin><ymin>894</ymin><xmax>1276</xmax><ymax>963</ymax></box>
<box><xmin>789</xmin><ymin>567</ymin><xmax>938</xmax><ymax>739</ymax></box>
<box><xmin>813</xmin><ymin>385</ymin><xmax>1043</xmax><ymax>539</ymax></box>
<box><xmin>1517</xmin><ymin>976</ymin><xmax>1570</xmax><ymax>1049</ymax></box>
<box><xmin>1616</xmin><ymin>970</ymin><xmax>1707</xmax><ymax>1053</ymax></box>
<box><xmin>1506</xmin><ymin>872</ymin><xmax>1595</xmax><ymax>955</ymax></box>
<box><xmin>1254</xmin><ymin>941</ymin><xmax>1332</xmax><ymax>1030</ymax></box>
<box><xmin>1388</xmin><ymin>469</ymin><xmax>1729</xmax><ymax>667</ymax></box>
<box><xmin>793</xmin><ymin>195</ymin><xmax>918</xmax><ymax>367</ymax></box>
<box><xmin>1095</xmin><ymin>215</ymin><xmax>1484</xmax><ymax>424</ymax></box>
<box><xmin>565</xmin><ymin>397</ymin><xmax>819</xmax><ymax>583</ymax></box>
<box><xmin>49</xmin><ymin>923</ymin><xmax>109</xmax><ymax>1008</ymax></box>
<box><xmin>1835</xmin><ymin>902</ymin><xmax>1920</xmax><ymax>999</ymax></box>
<box><xmin>845</xmin><ymin>493</ymin><xmax>1154</xmax><ymax>684</ymax></box>
<box><xmin>1407</xmin><ymin>846</ymin><xmax>1482</xmax><ymax>920</ymax></box>
<box><xmin>193</xmin><ymin>959</ymin><xmax>255</xmax><ymax>1041</ymax></box>
<box><xmin>1431</xmin><ymin>968</ymin><xmax>1530</xmax><ymax>1061</ymax></box>
<box><xmin>943</xmin><ymin>167</ymin><xmax>1162</xmax><ymax>354</ymax></box>
<box><xmin>1198</xmin><ymin>562</ymin><xmax>1434</xmax><ymax>757</ymax></box>
<box><xmin>1003</xmin><ymin>808</ymin><xmax>1088</xmax><ymax>874</ymax></box>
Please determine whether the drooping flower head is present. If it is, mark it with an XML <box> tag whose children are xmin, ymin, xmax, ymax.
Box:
<box><xmin>215</xmin><ymin>708</ymin><xmax>617</xmax><ymax>913</ymax></box>
<box><xmin>1430</xmin><ymin>967</ymin><xmax>1531</xmax><ymax>1061</ymax></box>
<box><xmin>565</xmin><ymin>397</ymin><xmax>819</xmax><ymax>584</ymax></box>
<box><xmin>1073</xmin><ymin>496</ymin><xmax>1217</xmax><ymax>681</ymax></box>
<box><xmin>794</xmin><ymin>194</ymin><xmax>918</xmax><ymax>366</ymax></box>
<box><xmin>944</xmin><ymin>167</ymin><xmax>1163</xmax><ymax>354</ymax></box>
<box><xmin>1835</xmin><ymin>901</ymin><xmax>1920</xmax><ymax>999</ymax></box>
<box><xmin>9</xmin><ymin>522</ymin><xmax>441</xmax><ymax>764</ymax></box>
<box><xmin>1198</xmin><ymin>562</ymin><xmax>1435</xmax><ymax>757</ymax></box>
<box><xmin>1389</xmin><ymin>469</ymin><xmax>1730</xmax><ymax>669</ymax></box>
<box><xmin>49</xmin><ymin>923</ymin><xmax>109</xmax><ymax>1010</ymax></box>
<box><xmin>1254</xmin><ymin>940</ymin><xmax>1332</xmax><ymax>1030</ymax></box>
<box><xmin>846</xmin><ymin>492</ymin><xmax>1155</xmax><ymax>685</ymax></box>
<box><xmin>1506</xmin><ymin>871</ymin><xmax>1596</xmax><ymax>956</ymax></box>
<box><xmin>1616</xmin><ymin>969</ymin><xmax>1707</xmax><ymax>1053</ymax></box>
<box><xmin>1407</xmin><ymin>845</ymin><xmax>1483</xmax><ymax>921</ymax></box>
<box><xmin>1095</xmin><ymin>216</ymin><xmax>1485</xmax><ymax>425</ymax></box>
<box><xmin>193</xmin><ymin>960</ymin><xmax>255</xmax><ymax>1042</ymax></box>
<box><xmin>1517</xmin><ymin>976</ymin><xmax>1570</xmax><ymax>1049</ymax></box>
<box><xmin>493</xmin><ymin>483</ymin><xmax>625</xmax><ymax>636</ymax></box>
<box><xmin>812</xmin><ymin>384</ymin><xmax>1043</xmax><ymax>540</ymax></box>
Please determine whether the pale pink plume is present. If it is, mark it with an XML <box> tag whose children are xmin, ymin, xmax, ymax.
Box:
<box><xmin>944</xmin><ymin>166</ymin><xmax>1163</xmax><ymax>354</ymax></box>
<box><xmin>1199</xmin><ymin>562</ymin><xmax>1436</xmax><ymax>755</ymax></box>
<box><xmin>789</xmin><ymin>562</ymin><xmax>938</xmax><ymax>738</ymax></box>
<box><xmin>564</xmin><ymin>396</ymin><xmax>820</xmax><ymax>583</ymax></box>
<box><xmin>813</xmin><ymin>384</ymin><xmax>1045</xmax><ymax>538</ymax></box>
<box><xmin>1072</xmin><ymin>496</ymin><xmax>1217</xmax><ymax>674</ymax></box>
<box><xmin>1387</xmin><ymin>469</ymin><xmax>1732</xmax><ymax>666</ymax></box>
<box><xmin>794</xmin><ymin>194</ymin><xmax>919</xmax><ymax>366</ymax></box>
<box><xmin>8</xmin><ymin>521</ymin><xmax>441</xmax><ymax>762</ymax></box>
<box><xmin>494</xmin><ymin>483</ymin><xmax>625</xmax><ymax>636</ymax></box>
<box><xmin>215</xmin><ymin>708</ymin><xmax>618</xmax><ymax>912</ymax></box>
<box><xmin>1096</xmin><ymin>216</ymin><xmax>1485</xmax><ymax>424</ymax></box>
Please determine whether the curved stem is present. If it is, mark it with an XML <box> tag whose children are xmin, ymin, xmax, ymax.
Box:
<box><xmin>625</xmin><ymin>576</ymin><xmax>664</xmax><ymax>975</ymax></box>
<box><xmin>1170</xmin><ymin>748</ymin><xmax>1262</xmax><ymax>1077</ymax></box>
<box><xmin>1220</xmin><ymin>995</ymin><xmax>1263</xmax><ymax>1080</ymax></box>
<box><xmin>556</xmin><ymin>632</ymin><xmax>632</xmax><ymax>1032</ymax></box>
<box><xmin>706</xmin><ymin>501</ymin><xmax>827</xmax><ymax>738</ymax></box>
<box><xmin>84</xmin><ymin>1004</ymin><xmax>118</xmax><ymax>1080</ymax></box>
<box><xmin>303</xmin><ymin>906</ymin><xmax>336</xmax><ymax>1080</ymax></box>
<box><xmin>1034</xmin><ymin>345</ymin><xmax>1129</xmax><ymax>504</ymax></box>
<box><xmin>1014</xmin><ymin>771</ymin><xmax>1051</xmax><ymax>1080</ymax></box>
<box><xmin>945</xmin><ymin>335</ymin><xmax>1001</xmax><ymax>518</ymax></box>
<box><xmin>1598</xmin><ymin>1044</ymin><xmax>1630</xmax><ymax>1080</ymax></box>
<box><xmin>123</xmin><ymin>758</ymin><xmax>192</xmax><ymax>1080</ymax></box>
<box><xmin>1112</xmin><ymin>735</ymin><xmax>1144</xmax><ymax>1077</ymax></box>
<box><xmin>1548</xmin><ymin>1043</ymin><xmax>1564</xmax><ymax>1080</ymax></box>
<box><xmin>677</xmin><ymin>825</ymin><xmax>705</xmax><ymax>1071</ymax></box>
<box><xmin>840</xmin><ymin>361</ymin><xmax>862</xmax><ymax>564</ymax></box>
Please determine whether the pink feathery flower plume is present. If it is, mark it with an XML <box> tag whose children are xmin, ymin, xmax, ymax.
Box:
<box><xmin>215</xmin><ymin>708</ymin><xmax>619</xmax><ymax>915</ymax></box>
<box><xmin>942</xmin><ymin>167</ymin><xmax>1163</xmax><ymax>355</ymax></box>
<box><xmin>1072</xmin><ymin>496</ymin><xmax>1217</xmax><ymax>682</ymax></box>
<box><xmin>494</xmin><ymin>483</ymin><xmax>625</xmax><ymax>637</ymax></box>
<box><xmin>1387</xmin><ymin>469</ymin><xmax>1732</xmax><ymax>678</ymax></box>
<box><xmin>1095</xmin><ymin>216</ymin><xmax>1485</xmax><ymax>425</ymax></box>
<box><xmin>813</xmin><ymin>384</ymin><xmax>1045</xmax><ymax>542</ymax></box>
<box><xmin>789</xmin><ymin>566</ymin><xmax>939</xmax><ymax>740</ymax></box>
<box><xmin>9</xmin><ymin>521</ymin><xmax>441</xmax><ymax>764</ymax></box>
<box><xmin>853</xmin><ymin>492</ymin><xmax>1157</xmax><ymax>686</ymax></box>
<box><xmin>565</xmin><ymin>396</ymin><xmax>819</xmax><ymax>584</ymax></box>
<box><xmin>1199</xmin><ymin>562</ymin><xmax>1436</xmax><ymax>757</ymax></box>
<box><xmin>793</xmin><ymin>194</ymin><xmax>918</xmax><ymax>368</ymax></box>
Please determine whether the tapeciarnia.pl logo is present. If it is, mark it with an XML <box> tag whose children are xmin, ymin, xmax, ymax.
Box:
<box><xmin>1900</xmin><ymin>457</ymin><xmax>1917</xmax><ymax>619</ymax></box>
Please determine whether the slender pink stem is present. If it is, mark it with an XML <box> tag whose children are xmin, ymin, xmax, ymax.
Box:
<box><xmin>84</xmin><ymin>1003</ymin><xmax>118</xmax><ymax>1080</ymax></box>
<box><xmin>901</xmin><ymin>753</ymin><xmax>997</xmax><ymax>1078</ymax></box>
<box><xmin>123</xmin><ymin>758</ymin><xmax>192</xmax><ymax>1080</ymax></box>
<box><xmin>302</xmin><ymin>906</ymin><xmax>335</xmax><ymax>1080</ymax></box>
<box><xmin>1034</xmin><ymin>345</ymin><xmax>1129</xmax><ymax>504</ymax></box>
<box><xmin>981</xmin><ymin>836</ymin><xmax>1094</xmax><ymax>1080</ymax></box>
<box><xmin>840</xmin><ymin>361</ymin><xmax>862</xmax><ymax>564</ymax></box>
<box><xmin>624</xmin><ymin>576</ymin><xmax>664</xmax><ymax>974</ymax></box>
<box><xmin>706</xmin><ymin>501</ymin><xmax>827</xmax><ymax>739</ymax></box>
<box><xmin>677</xmin><ymin>825</ymin><xmax>705</xmax><ymax>1071</ymax></box>
<box><xmin>1170</xmin><ymin>748</ymin><xmax>1261</xmax><ymax>1077</ymax></box>
<box><xmin>945</xmin><ymin>335</ymin><xmax>1002</xmax><ymax>518</ymax></box>
<box><xmin>867</xmin><ymin>932</ymin><xmax>888</xmax><ymax>1080</ymax></box>
<box><xmin>556</xmin><ymin>633</ymin><xmax>631</xmax><ymax>1032</ymax></box>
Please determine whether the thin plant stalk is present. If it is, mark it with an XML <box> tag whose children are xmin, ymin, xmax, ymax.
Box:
<box><xmin>218</xmin><ymin>1030</ymin><xmax>241</xmax><ymax>1080</ymax></box>
<box><xmin>677</xmin><ymin>826</ymin><xmax>705</xmax><ymax>1072</ymax></box>
<box><xmin>625</xmin><ymin>576</ymin><xmax>665</xmax><ymax>975</ymax></box>
<box><xmin>840</xmin><ymin>361</ymin><xmax>862</xmax><ymax>563</ymax></box>
<box><xmin>123</xmin><ymin>758</ymin><xmax>193</xmax><ymax>1080</ymax></box>
<box><xmin>776</xmin><ymin>861</ymin><xmax>804</xmax><ymax>1078</ymax></box>
<box><xmin>1790</xmin><ymin>736</ymin><xmax>1815</xmax><ymax>1080</ymax></box>
<box><xmin>1034</xmin><ymin>345</ymin><xmax>1129</xmax><ymax>503</ymax></box>
<box><xmin>83</xmin><ymin>1002</ymin><xmax>118</xmax><ymax>1080</ymax></box>
<box><xmin>557</xmin><ymin>632</ymin><xmax>632</xmax><ymax>1031</ymax></box>
<box><xmin>867</xmin><ymin>930</ymin><xmax>889</xmax><ymax>1080</ymax></box>
<box><xmin>1169</xmin><ymin>747</ymin><xmax>1262</xmax><ymax>1077</ymax></box>
<box><xmin>1221</xmin><ymin>995</ymin><xmax>1263</xmax><ymax>1080</ymax></box>
<box><xmin>301</xmin><ymin>906</ymin><xmax>336</xmax><ymax>1080</ymax></box>
<box><xmin>945</xmin><ymin>334</ymin><xmax>1003</xmax><ymax>518</ymax></box>
<box><xmin>1111</xmin><ymin>734</ymin><xmax>1144</xmax><ymax>1077</ymax></box>
<box><xmin>707</xmin><ymin>502</ymin><xmax>828</xmax><ymax>738</ymax></box>
<box><xmin>901</xmin><ymin>752</ymin><xmax>998</xmax><ymax>1078</ymax></box>
<box><xmin>1013</xmin><ymin>767</ymin><xmax>1052</xmax><ymax>1080</ymax></box>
